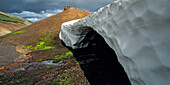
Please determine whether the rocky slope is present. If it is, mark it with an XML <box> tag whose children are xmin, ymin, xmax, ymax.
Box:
<box><xmin>0</xmin><ymin>5</ymin><xmax>91</xmax><ymax>68</ymax></box>
<box><xmin>0</xmin><ymin>58</ymin><xmax>90</xmax><ymax>85</ymax></box>
<box><xmin>0</xmin><ymin>11</ymin><xmax>32</xmax><ymax>36</ymax></box>
<box><xmin>60</xmin><ymin>0</ymin><xmax>170</xmax><ymax>85</ymax></box>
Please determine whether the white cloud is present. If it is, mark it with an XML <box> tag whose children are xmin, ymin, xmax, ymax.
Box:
<box><xmin>10</xmin><ymin>9</ymin><xmax>63</xmax><ymax>22</ymax></box>
<box><xmin>26</xmin><ymin>18</ymin><xmax>40</xmax><ymax>22</ymax></box>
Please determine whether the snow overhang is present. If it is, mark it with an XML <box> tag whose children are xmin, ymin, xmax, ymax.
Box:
<box><xmin>59</xmin><ymin>0</ymin><xmax>170</xmax><ymax>85</ymax></box>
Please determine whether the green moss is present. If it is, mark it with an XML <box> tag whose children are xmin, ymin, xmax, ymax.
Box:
<box><xmin>10</xmin><ymin>30</ymin><xmax>26</xmax><ymax>35</ymax></box>
<box><xmin>0</xmin><ymin>13</ymin><xmax>25</xmax><ymax>24</ymax></box>
<box><xmin>32</xmin><ymin>68</ymin><xmax>50</xmax><ymax>75</ymax></box>
<box><xmin>38</xmin><ymin>33</ymin><xmax>53</xmax><ymax>45</ymax></box>
<box><xmin>55</xmin><ymin>74</ymin><xmax>70</xmax><ymax>85</ymax></box>
<box><xmin>26</xmin><ymin>82</ymin><xmax>34</xmax><ymax>85</ymax></box>
<box><xmin>76</xmin><ymin>62</ymin><xmax>80</xmax><ymax>65</ymax></box>
<box><xmin>0</xmin><ymin>30</ymin><xmax>25</xmax><ymax>42</ymax></box>
<box><xmin>58</xmin><ymin>74</ymin><xmax>61</xmax><ymax>77</ymax></box>
<box><xmin>27</xmin><ymin>20</ymin><xmax>33</xmax><ymax>23</ymax></box>
<box><xmin>54</xmin><ymin>51</ymin><xmax>73</xmax><ymax>60</ymax></box>
<box><xmin>76</xmin><ymin>61</ymin><xmax>84</xmax><ymax>65</ymax></box>
<box><xmin>27</xmin><ymin>41</ymin><xmax>56</xmax><ymax>50</ymax></box>
<box><xmin>47</xmin><ymin>66</ymin><xmax>51</xmax><ymax>69</ymax></box>
<box><xmin>65</xmin><ymin>51</ymin><xmax>73</xmax><ymax>56</ymax></box>
<box><xmin>76</xmin><ymin>58</ymin><xmax>99</xmax><ymax>65</ymax></box>
<box><xmin>27</xmin><ymin>32</ymin><xmax>57</xmax><ymax>51</ymax></box>
<box><xmin>8</xmin><ymin>78</ymin><xmax>27</xmax><ymax>84</ymax></box>
<box><xmin>33</xmin><ymin>51</ymin><xmax>73</xmax><ymax>63</ymax></box>
<box><xmin>53</xmin><ymin>72</ymin><xmax>84</xmax><ymax>85</ymax></box>
<box><xmin>3</xmin><ymin>30</ymin><xmax>26</xmax><ymax>38</ymax></box>
<box><xmin>36</xmin><ymin>59</ymin><xmax>43</xmax><ymax>62</ymax></box>
<box><xmin>0</xmin><ymin>75</ymin><xmax>12</xmax><ymax>81</ymax></box>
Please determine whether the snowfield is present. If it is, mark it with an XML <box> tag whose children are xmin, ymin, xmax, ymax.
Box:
<box><xmin>60</xmin><ymin>0</ymin><xmax>170</xmax><ymax>85</ymax></box>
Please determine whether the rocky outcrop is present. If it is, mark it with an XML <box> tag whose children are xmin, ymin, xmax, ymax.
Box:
<box><xmin>60</xmin><ymin>0</ymin><xmax>170</xmax><ymax>85</ymax></box>
<box><xmin>64</xmin><ymin>5</ymin><xmax>72</xmax><ymax>11</ymax></box>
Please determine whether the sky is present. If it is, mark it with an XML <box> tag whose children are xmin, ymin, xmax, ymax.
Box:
<box><xmin>0</xmin><ymin>0</ymin><xmax>115</xmax><ymax>22</ymax></box>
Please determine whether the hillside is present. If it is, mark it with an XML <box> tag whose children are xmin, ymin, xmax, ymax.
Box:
<box><xmin>0</xmin><ymin>5</ymin><xmax>91</xmax><ymax>66</ymax></box>
<box><xmin>0</xmin><ymin>11</ymin><xmax>32</xmax><ymax>36</ymax></box>
<box><xmin>0</xmin><ymin>7</ymin><xmax>91</xmax><ymax>46</ymax></box>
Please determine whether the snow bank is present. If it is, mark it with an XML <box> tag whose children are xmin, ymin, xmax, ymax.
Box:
<box><xmin>59</xmin><ymin>0</ymin><xmax>170</xmax><ymax>85</ymax></box>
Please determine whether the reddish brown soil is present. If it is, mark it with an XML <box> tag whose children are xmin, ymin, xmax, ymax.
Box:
<box><xmin>0</xmin><ymin>23</ymin><xmax>25</xmax><ymax>32</ymax></box>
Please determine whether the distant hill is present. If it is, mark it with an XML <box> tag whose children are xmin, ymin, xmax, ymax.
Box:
<box><xmin>0</xmin><ymin>6</ymin><xmax>91</xmax><ymax>47</ymax></box>
<box><xmin>0</xmin><ymin>11</ymin><xmax>33</xmax><ymax>36</ymax></box>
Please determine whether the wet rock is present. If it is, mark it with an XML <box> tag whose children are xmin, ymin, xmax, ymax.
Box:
<box><xmin>53</xmin><ymin>59</ymin><xmax>63</xmax><ymax>63</ymax></box>
<box><xmin>0</xmin><ymin>43</ymin><xmax>21</xmax><ymax>67</ymax></box>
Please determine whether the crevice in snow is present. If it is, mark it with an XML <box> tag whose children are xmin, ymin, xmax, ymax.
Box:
<box><xmin>62</xmin><ymin>29</ymin><xmax>131</xmax><ymax>85</ymax></box>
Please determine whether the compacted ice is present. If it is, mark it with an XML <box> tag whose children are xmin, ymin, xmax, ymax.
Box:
<box><xmin>60</xmin><ymin>0</ymin><xmax>170</xmax><ymax>85</ymax></box>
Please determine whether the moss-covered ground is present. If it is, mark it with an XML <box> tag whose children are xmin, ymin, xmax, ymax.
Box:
<box><xmin>0</xmin><ymin>13</ymin><xmax>33</xmax><ymax>24</ymax></box>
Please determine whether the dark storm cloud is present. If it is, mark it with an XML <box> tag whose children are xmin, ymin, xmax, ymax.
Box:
<box><xmin>0</xmin><ymin>0</ymin><xmax>115</xmax><ymax>13</ymax></box>
<box><xmin>10</xmin><ymin>9</ymin><xmax>63</xmax><ymax>22</ymax></box>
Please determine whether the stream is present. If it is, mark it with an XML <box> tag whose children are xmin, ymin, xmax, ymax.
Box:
<box><xmin>4</xmin><ymin>59</ymin><xmax>67</xmax><ymax>73</ymax></box>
